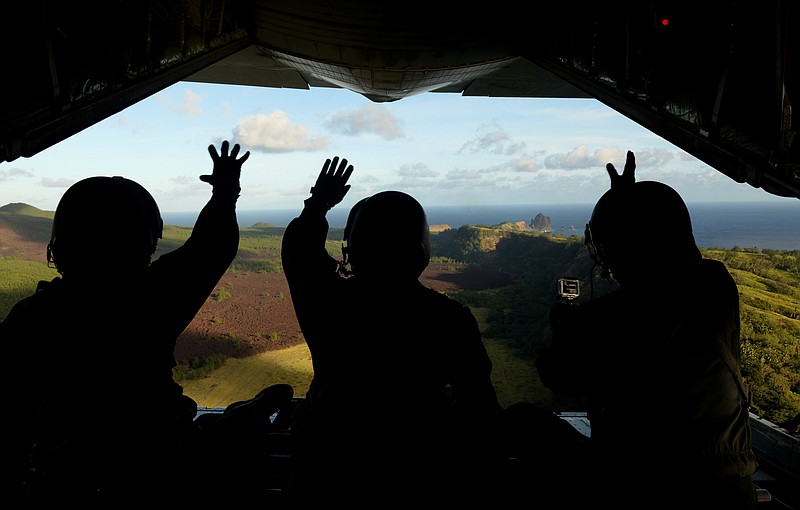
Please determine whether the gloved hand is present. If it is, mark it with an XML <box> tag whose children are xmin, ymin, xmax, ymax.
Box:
<box><xmin>606</xmin><ymin>150</ymin><xmax>635</xmax><ymax>190</ymax></box>
<box><xmin>304</xmin><ymin>156</ymin><xmax>354</xmax><ymax>213</ymax></box>
<box><xmin>201</xmin><ymin>140</ymin><xmax>250</xmax><ymax>195</ymax></box>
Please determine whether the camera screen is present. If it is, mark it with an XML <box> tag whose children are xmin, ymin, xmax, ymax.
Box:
<box><xmin>558</xmin><ymin>277</ymin><xmax>581</xmax><ymax>299</ymax></box>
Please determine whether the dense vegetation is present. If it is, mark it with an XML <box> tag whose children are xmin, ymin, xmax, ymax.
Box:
<box><xmin>432</xmin><ymin>226</ymin><xmax>800</xmax><ymax>427</ymax></box>
<box><xmin>0</xmin><ymin>207</ymin><xmax>797</xmax><ymax>427</ymax></box>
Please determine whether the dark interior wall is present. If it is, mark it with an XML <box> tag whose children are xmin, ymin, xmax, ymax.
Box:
<box><xmin>517</xmin><ymin>0</ymin><xmax>799</xmax><ymax>198</ymax></box>
<box><xmin>0</xmin><ymin>1</ymin><xmax>249</xmax><ymax>164</ymax></box>
<box><xmin>1</xmin><ymin>1</ymin><xmax>797</xmax><ymax>199</ymax></box>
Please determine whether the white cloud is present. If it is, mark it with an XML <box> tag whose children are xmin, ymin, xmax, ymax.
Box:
<box><xmin>159</xmin><ymin>88</ymin><xmax>204</xmax><ymax>116</ymax></box>
<box><xmin>397</xmin><ymin>163</ymin><xmax>437</xmax><ymax>178</ymax></box>
<box><xmin>40</xmin><ymin>177</ymin><xmax>75</xmax><ymax>188</ymax></box>
<box><xmin>324</xmin><ymin>103</ymin><xmax>405</xmax><ymax>140</ymax></box>
<box><xmin>169</xmin><ymin>175</ymin><xmax>196</xmax><ymax>186</ymax></box>
<box><xmin>630</xmin><ymin>147</ymin><xmax>675</xmax><ymax>169</ymax></box>
<box><xmin>458</xmin><ymin>122</ymin><xmax>526</xmax><ymax>155</ymax></box>
<box><xmin>511</xmin><ymin>155</ymin><xmax>538</xmax><ymax>173</ymax></box>
<box><xmin>593</xmin><ymin>146</ymin><xmax>628</xmax><ymax>168</ymax></box>
<box><xmin>545</xmin><ymin>145</ymin><xmax>627</xmax><ymax>170</ymax></box>
<box><xmin>233</xmin><ymin>111</ymin><xmax>330</xmax><ymax>152</ymax></box>
<box><xmin>0</xmin><ymin>166</ymin><xmax>34</xmax><ymax>182</ymax></box>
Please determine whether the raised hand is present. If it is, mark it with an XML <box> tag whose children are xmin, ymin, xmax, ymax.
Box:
<box><xmin>308</xmin><ymin>156</ymin><xmax>354</xmax><ymax>211</ymax></box>
<box><xmin>201</xmin><ymin>140</ymin><xmax>250</xmax><ymax>192</ymax></box>
<box><xmin>606</xmin><ymin>150</ymin><xmax>635</xmax><ymax>189</ymax></box>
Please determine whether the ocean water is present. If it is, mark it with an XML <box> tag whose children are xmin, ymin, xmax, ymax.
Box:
<box><xmin>162</xmin><ymin>200</ymin><xmax>800</xmax><ymax>251</ymax></box>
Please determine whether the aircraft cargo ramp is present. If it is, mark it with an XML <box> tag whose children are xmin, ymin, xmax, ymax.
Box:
<box><xmin>196</xmin><ymin>402</ymin><xmax>800</xmax><ymax>508</ymax></box>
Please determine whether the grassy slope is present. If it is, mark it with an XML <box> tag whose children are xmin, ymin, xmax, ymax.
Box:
<box><xmin>180</xmin><ymin>343</ymin><xmax>315</xmax><ymax>408</ymax></box>
<box><xmin>180</xmin><ymin>339</ymin><xmax>546</xmax><ymax>409</ymax></box>
<box><xmin>179</xmin><ymin>308</ymin><xmax>549</xmax><ymax>409</ymax></box>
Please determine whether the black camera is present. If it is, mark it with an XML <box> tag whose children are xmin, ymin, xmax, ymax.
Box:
<box><xmin>557</xmin><ymin>277</ymin><xmax>581</xmax><ymax>301</ymax></box>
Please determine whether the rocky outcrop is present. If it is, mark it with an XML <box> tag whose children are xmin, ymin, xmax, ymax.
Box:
<box><xmin>491</xmin><ymin>213</ymin><xmax>552</xmax><ymax>233</ymax></box>
<box><xmin>531</xmin><ymin>213</ymin><xmax>552</xmax><ymax>233</ymax></box>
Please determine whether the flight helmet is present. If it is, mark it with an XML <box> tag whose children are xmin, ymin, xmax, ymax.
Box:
<box><xmin>47</xmin><ymin>176</ymin><xmax>164</xmax><ymax>274</ymax></box>
<box><xmin>342</xmin><ymin>191</ymin><xmax>431</xmax><ymax>280</ymax></box>
<box><xmin>586</xmin><ymin>178</ymin><xmax>698</xmax><ymax>284</ymax></box>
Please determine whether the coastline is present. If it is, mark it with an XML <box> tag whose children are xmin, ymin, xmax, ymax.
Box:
<box><xmin>161</xmin><ymin>201</ymin><xmax>800</xmax><ymax>251</ymax></box>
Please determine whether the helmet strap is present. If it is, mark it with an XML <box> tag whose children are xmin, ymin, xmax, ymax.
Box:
<box><xmin>46</xmin><ymin>242</ymin><xmax>56</xmax><ymax>269</ymax></box>
<box><xmin>337</xmin><ymin>242</ymin><xmax>353</xmax><ymax>277</ymax></box>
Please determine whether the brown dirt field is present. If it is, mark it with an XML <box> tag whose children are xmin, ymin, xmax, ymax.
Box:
<box><xmin>0</xmin><ymin>218</ymin><xmax>515</xmax><ymax>363</ymax></box>
<box><xmin>174</xmin><ymin>262</ymin><xmax>515</xmax><ymax>362</ymax></box>
<box><xmin>0</xmin><ymin>222</ymin><xmax>49</xmax><ymax>260</ymax></box>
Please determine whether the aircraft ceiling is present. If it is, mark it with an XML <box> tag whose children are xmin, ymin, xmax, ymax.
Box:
<box><xmin>2</xmin><ymin>1</ymin><xmax>797</xmax><ymax>200</ymax></box>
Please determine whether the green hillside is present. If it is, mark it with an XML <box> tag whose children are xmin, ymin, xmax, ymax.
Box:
<box><xmin>0</xmin><ymin>205</ymin><xmax>797</xmax><ymax>427</ymax></box>
<box><xmin>433</xmin><ymin>226</ymin><xmax>800</xmax><ymax>427</ymax></box>
<box><xmin>0</xmin><ymin>203</ymin><xmax>55</xmax><ymax>218</ymax></box>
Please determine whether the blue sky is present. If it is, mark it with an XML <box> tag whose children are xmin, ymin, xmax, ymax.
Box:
<box><xmin>0</xmin><ymin>81</ymin><xmax>793</xmax><ymax>214</ymax></box>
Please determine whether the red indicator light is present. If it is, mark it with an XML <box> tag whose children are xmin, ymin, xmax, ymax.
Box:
<box><xmin>661</xmin><ymin>18</ymin><xmax>669</xmax><ymax>26</ymax></box>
